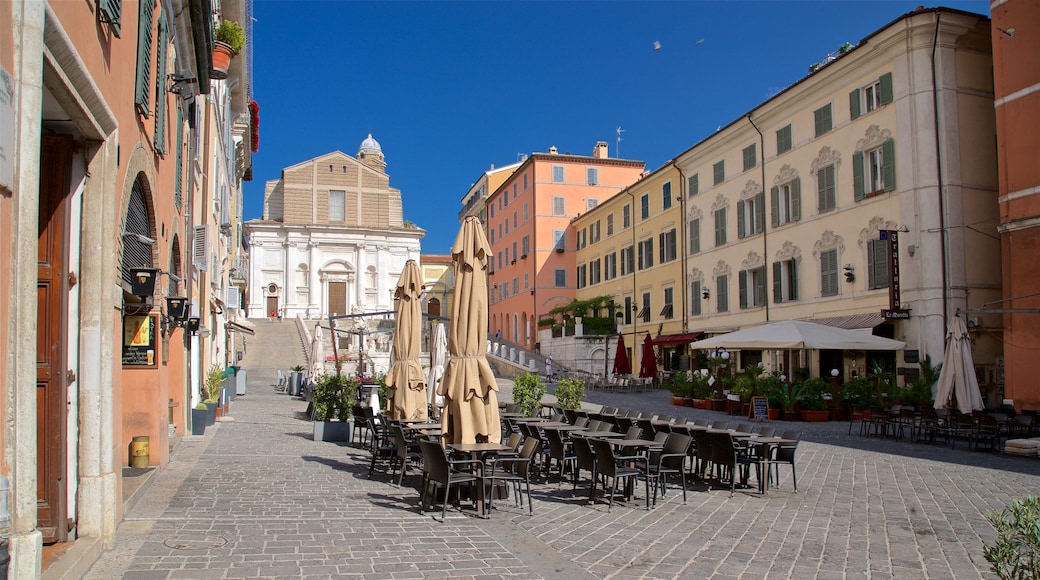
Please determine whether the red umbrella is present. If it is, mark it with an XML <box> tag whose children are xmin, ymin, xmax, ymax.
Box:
<box><xmin>612</xmin><ymin>334</ymin><xmax>631</xmax><ymax>375</ymax></box>
<box><xmin>639</xmin><ymin>333</ymin><xmax>658</xmax><ymax>379</ymax></box>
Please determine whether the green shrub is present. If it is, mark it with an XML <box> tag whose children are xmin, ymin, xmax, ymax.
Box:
<box><xmin>769</xmin><ymin>382</ymin><xmax>797</xmax><ymax>412</ymax></box>
<box><xmin>205</xmin><ymin>364</ymin><xmax>225</xmax><ymax>403</ymax></box>
<box><xmin>984</xmin><ymin>496</ymin><xmax>1040</xmax><ymax>579</ymax></box>
<box><xmin>554</xmin><ymin>378</ymin><xmax>585</xmax><ymax>410</ymax></box>
<box><xmin>793</xmin><ymin>377</ymin><xmax>829</xmax><ymax>410</ymax></box>
<box><xmin>690</xmin><ymin>372</ymin><xmax>714</xmax><ymax>399</ymax></box>
<box><xmin>215</xmin><ymin>19</ymin><xmax>245</xmax><ymax>53</ymax></box>
<box><xmin>664</xmin><ymin>371</ymin><xmax>693</xmax><ymax>398</ymax></box>
<box><xmin>311</xmin><ymin>373</ymin><xmax>359</xmax><ymax>422</ymax></box>
<box><xmin>512</xmin><ymin>373</ymin><xmax>546</xmax><ymax>417</ymax></box>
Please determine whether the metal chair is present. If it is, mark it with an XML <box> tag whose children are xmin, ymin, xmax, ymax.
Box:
<box><xmin>417</xmin><ymin>440</ymin><xmax>482</xmax><ymax>521</ymax></box>
<box><xmin>590</xmin><ymin>438</ymin><xmax>650</xmax><ymax>512</ymax></box>
<box><xmin>484</xmin><ymin>439</ymin><xmax>541</xmax><ymax>515</ymax></box>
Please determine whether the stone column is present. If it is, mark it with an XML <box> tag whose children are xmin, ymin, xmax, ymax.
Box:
<box><xmin>308</xmin><ymin>240</ymin><xmax>320</xmax><ymax>317</ymax></box>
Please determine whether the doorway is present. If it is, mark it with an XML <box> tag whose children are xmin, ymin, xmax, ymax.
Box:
<box><xmin>328</xmin><ymin>281</ymin><xmax>346</xmax><ymax>316</ymax></box>
<box><xmin>266</xmin><ymin>295</ymin><xmax>278</xmax><ymax>319</ymax></box>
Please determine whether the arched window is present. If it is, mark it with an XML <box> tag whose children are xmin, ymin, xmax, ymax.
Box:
<box><xmin>428</xmin><ymin>297</ymin><xmax>441</xmax><ymax>317</ymax></box>
<box><xmin>121</xmin><ymin>175</ymin><xmax>154</xmax><ymax>287</ymax></box>
<box><xmin>513</xmin><ymin>314</ymin><xmax>519</xmax><ymax>343</ymax></box>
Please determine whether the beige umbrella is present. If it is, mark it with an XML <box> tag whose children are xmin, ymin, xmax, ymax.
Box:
<box><xmin>439</xmin><ymin>217</ymin><xmax>500</xmax><ymax>444</ymax></box>
<box><xmin>934</xmin><ymin>316</ymin><xmax>984</xmax><ymax>414</ymax></box>
<box><xmin>385</xmin><ymin>260</ymin><xmax>428</xmax><ymax>420</ymax></box>
<box><xmin>427</xmin><ymin>321</ymin><xmax>447</xmax><ymax>410</ymax></box>
<box><xmin>309</xmin><ymin>324</ymin><xmax>325</xmax><ymax>379</ymax></box>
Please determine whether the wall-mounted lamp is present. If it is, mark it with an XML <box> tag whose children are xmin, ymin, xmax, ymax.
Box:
<box><xmin>702</xmin><ymin>288</ymin><xmax>710</xmax><ymax>300</ymax></box>
<box><xmin>843</xmin><ymin>264</ymin><xmax>856</xmax><ymax>283</ymax></box>
<box><xmin>129</xmin><ymin>268</ymin><xmax>159</xmax><ymax>297</ymax></box>
<box><xmin>185</xmin><ymin>317</ymin><xmax>201</xmax><ymax>334</ymax></box>
<box><xmin>907</xmin><ymin>244</ymin><xmax>916</xmax><ymax>257</ymax></box>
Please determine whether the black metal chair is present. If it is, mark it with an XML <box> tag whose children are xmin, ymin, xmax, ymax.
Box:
<box><xmin>769</xmin><ymin>430</ymin><xmax>801</xmax><ymax>492</ymax></box>
<box><xmin>484</xmin><ymin>438</ymin><xmax>541</xmax><ymax>515</ymax></box>
<box><xmin>649</xmin><ymin>432</ymin><xmax>692</xmax><ymax>506</ymax></box>
<box><xmin>367</xmin><ymin>415</ymin><xmax>396</xmax><ymax>477</ymax></box>
<box><xmin>417</xmin><ymin>440</ymin><xmax>482</xmax><ymax>521</ymax></box>
<box><xmin>390</xmin><ymin>425</ymin><xmax>422</xmax><ymax>487</ymax></box>
<box><xmin>571</xmin><ymin>435</ymin><xmax>598</xmax><ymax>501</ymax></box>
<box><xmin>590</xmin><ymin>438</ymin><xmax>650</xmax><ymax>512</ymax></box>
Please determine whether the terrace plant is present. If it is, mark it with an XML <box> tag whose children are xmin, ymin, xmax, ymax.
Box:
<box><xmin>984</xmin><ymin>495</ymin><xmax>1040</xmax><ymax>579</ymax></box>
<box><xmin>554</xmin><ymin>378</ymin><xmax>585</xmax><ymax>411</ymax></box>
<box><xmin>512</xmin><ymin>373</ymin><xmax>546</xmax><ymax>418</ymax></box>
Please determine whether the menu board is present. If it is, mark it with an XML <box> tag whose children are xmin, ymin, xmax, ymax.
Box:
<box><xmin>750</xmin><ymin>396</ymin><xmax>769</xmax><ymax>421</ymax></box>
<box><xmin>122</xmin><ymin>314</ymin><xmax>158</xmax><ymax>367</ymax></box>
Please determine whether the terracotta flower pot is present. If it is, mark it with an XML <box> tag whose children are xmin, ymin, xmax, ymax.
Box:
<box><xmin>211</xmin><ymin>41</ymin><xmax>236</xmax><ymax>80</ymax></box>
<box><xmin>669</xmin><ymin>396</ymin><xmax>685</xmax><ymax>406</ymax></box>
<box><xmin>800</xmin><ymin>409</ymin><xmax>830</xmax><ymax>422</ymax></box>
<box><xmin>768</xmin><ymin>408</ymin><xmax>781</xmax><ymax>420</ymax></box>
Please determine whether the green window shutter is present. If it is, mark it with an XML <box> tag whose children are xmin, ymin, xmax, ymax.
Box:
<box><xmin>688</xmin><ymin>174</ymin><xmax>699</xmax><ymax>196</ymax></box>
<box><xmin>736</xmin><ymin>200</ymin><xmax>746</xmax><ymax>239</ymax></box>
<box><xmin>174</xmin><ymin>105</ymin><xmax>183</xmax><ymax>211</ymax></box>
<box><xmin>879</xmin><ymin>72</ymin><xmax>894</xmax><ymax>105</ymax></box>
<box><xmin>849</xmin><ymin>88</ymin><xmax>861</xmax><ymax>120</ymax></box>
<box><xmin>658</xmin><ymin>233</ymin><xmax>665</xmax><ymax>264</ymax></box>
<box><xmin>770</xmin><ymin>186</ymin><xmax>780</xmax><ymax>228</ymax></box>
<box><xmin>134</xmin><ymin>0</ymin><xmax>155</xmax><ymax>117</ymax></box>
<box><xmin>791</xmin><ymin>177</ymin><xmax>801</xmax><ymax>221</ymax></box>
<box><xmin>755</xmin><ymin>266</ymin><xmax>767</xmax><ymax>306</ymax></box>
<box><xmin>790</xmin><ymin>259</ymin><xmax>799</xmax><ymax>300</ymax></box>
<box><xmin>691</xmin><ymin>282</ymin><xmax>701</xmax><ymax>316</ymax></box>
<box><xmin>739</xmin><ymin>270</ymin><xmax>748</xmax><ymax>309</ymax></box>
<box><xmin>853</xmin><ymin>151</ymin><xmax>865</xmax><ymax>201</ymax></box>
<box><xmin>755</xmin><ymin>193</ymin><xmax>765</xmax><ymax>234</ymax></box>
<box><xmin>153</xmin><ymin>12</ymin><xmax>168</xmax><ymax>156</ymax></box>
<box><xmin>98</xmin><ymin>0</ymin><xmax>123</xmax><ymax>37</ymax></box>
<box><xmin>689</xmin><ymin>219</ymin><xmax>700</xmax><ymax>253</ymax></box>
<box><xmin>882</xmin><ymin>139</ymin><xmax>896</xmax><ymax>192</ymax></box>
<box><xmin>773</xmin><ymin>261</ymin><xmax>782</xmax><ymax>303</ymax></box>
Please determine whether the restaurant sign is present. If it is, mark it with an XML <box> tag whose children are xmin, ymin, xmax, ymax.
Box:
<box><xmin>882</xmin><ymin>309</ymin><xmax>911</xmax><ymax>319</ymax></box>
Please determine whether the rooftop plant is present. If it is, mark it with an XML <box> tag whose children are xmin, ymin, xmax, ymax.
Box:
<box><xmin>214</xmin><ymin>19</ymin><xmax>245</xmax><ymax>54</ymax></box>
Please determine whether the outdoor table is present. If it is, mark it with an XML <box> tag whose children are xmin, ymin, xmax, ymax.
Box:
<box><xmin>500</xmin><ymin>412</ymin><xmax>527</xmax><ymax>419</ymax></box>
<box><xmin>399</xmin><ymin>419</ymin><xmax>433</xmax><ymax>424</ymax></box>
<box><xmin>573</xmin><ymin>431</ymin><xmax>626</xmax><ymax>439</ymax></box>
<box><xmin>514</xmin><ymin>417</ymin><xmax>548</xmax><ymax>424</ymax></box>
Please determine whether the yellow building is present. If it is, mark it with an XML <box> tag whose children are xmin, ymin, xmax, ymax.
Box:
<box><xmin>420</xmin><ymin>254</ymin><xmax>454</xmax><ymax>320</ymax></box>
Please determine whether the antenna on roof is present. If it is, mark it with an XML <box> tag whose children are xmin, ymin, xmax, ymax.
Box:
<box><xmin>616</xmin><ymin>126</ymin><xmax>624</xmax><ymax>158</ymax></box>
<box><xmin>517</xmin><ymin>153</ymin><xmax>527</xmax><ymax>162</ymax></box>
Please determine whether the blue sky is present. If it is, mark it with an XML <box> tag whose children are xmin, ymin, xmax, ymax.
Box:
<box><xmin>244</xmin><ymin>0</ymin><xmax>990</xmax><ymax>254</ymax></box>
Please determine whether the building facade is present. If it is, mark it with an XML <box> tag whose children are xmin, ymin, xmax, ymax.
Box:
<box><xmin>485</xmin><ymin>142</ymin><xmax>644</xmax><ymax>350</ymax></box>
<box><xmin>458</xmin><ymin>161</ymin><xmax>522</xmax><ymax>225</ymax></box>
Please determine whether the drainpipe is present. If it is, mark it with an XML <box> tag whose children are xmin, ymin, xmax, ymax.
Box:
<box><xmin>626</xmin><ymin>190</ymin><xmax>638</xmax><ymax>371</ymax></box>
<box><xmin>675</xmin><ymin>163</ymin><xmax>688</xmax><ymax>333</ymax></box>
<box><xmin>747</xmin><ymin>114</ymin><xmax>770</xmax><ymax>321</ymax></box>
<box><xmin>931</xmin><ymin>13</ymin><xmax>950</xmax><ymax>330</ymax></box>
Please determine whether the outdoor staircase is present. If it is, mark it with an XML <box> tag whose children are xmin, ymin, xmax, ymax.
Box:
<box><xmin>238</xmin><ymin>318</ymin><xmax>308</xmax><ymax>387</ymax></box>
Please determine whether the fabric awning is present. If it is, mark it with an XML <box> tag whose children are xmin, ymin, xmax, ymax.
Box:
<box><xmin>227</xmin><ymin>321</ymin><xmax>255</xmax><ymax>335</ymax></box>
<box><xmin>809</xmin><ymin>313</ymin><xmax>885</xmax><ymax>331</ymax></box>
<box><xmin>651</xmin><ymin>332</ymin><xmax>704</xmax><ymax>346</ymax></box>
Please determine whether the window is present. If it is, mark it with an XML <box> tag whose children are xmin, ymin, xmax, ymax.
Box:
<box><xmin>153</xmin><ymin>14</ymin><xmax>169</xmax><ymax>155</ymax></box>
<box><xmin>552</xmin><ymin>165</ymin><xmax>565</xmax><ymax>183</ymax></box>
<box><xmin>820</xmin><ymin>249</ymin><xmax>839</xmax><ymax>297</ymax></box>
<box><xmin>524</xmin><ymin>272</ymin><xmax>529</xmax><ymax>289</ymax></box>
<box><xmin>589</xmin><ymin>221</ymin><xmax>601</xmax><ymax>244</ymax></box>
<box><xmin>688</xmin><ymin>173</ymin><xmax>699</xmax><ymax>196</ymax></box>
<box><xmin>770</xmin><ymin>179</ymin><xmax>801</xmax><ymax>227</ymax></box>
<box><xmin>576</xmin><ymin>264</ymin><xmax>587</xmax><ymax>289</ymax></box>
<box><xmin>739</xmin><ymin>266</ymin><xmax>767</xmax><ymax>309</ymax></box>
<box><xmin>850</xmin><ymin>73</ymin><xmax>893</xmax><ymax>119</ymax></box>
<box><xmin>717</xmin><ymin>275</ymin><xmax>729</xmax><ymax>313</ymax></box>
<box><xmin>490</xmin><ymin>229</ymin><xmax>495</xmax><ymax>244</ymax></box>
<box><xmin>497</xmin><ymin>252</ymin><xmax>502</xmax><ymax>271</ymax></box>
<box><xmin>620</xmin><ymin>245</ymin><xmax>634</xmax><ymax>276</ymax></box>
<box><xmin>690</xmin><ymin>281</ymin><xmax>702</xmax><ymax>316</ymax></box>
<box><xmin>576</xmin><ymin>229</ymin><xmax>586</xmax><ymax>250</ymax></box>
<box><xmin>498</xmin><ymin>223</ymin><xmax>502</xmax><ymax>239</ymax></box>
<box><xmin>742</xmin><ymin>144</ymin><xmax>757</xmax><ymax>172</ymax></box>
<box><xmin>638</xmin><ymin>238</ymin><xmax>654</xmax><ymax>270</ymax></box>
<box><xmin>513</xmin><ymin>212</ymin><xmax>518</xmax><ymax>228</ymax></box>
<box><xmin>854</xmin><ymin>140</ymin><xmax>895</xmax><ymax>199</ymax></box>
<box><xmin>773</xmin><ymin>259</ymin><xmax>798</xmax><ymax>303</ymax></box>
<box><xmin>658</xmin><ymin>229</ymin><xmax>677</xmax><ymax>263</ymax></box>
<box><xmin>661</xmin><ymin>287</ymin><xmax>674</xmax><ymax>319</ymax></box>
<box><xmin>512</xmin><ymin>277</ymin><xmax>519</xmax><ymax>294</ymax></box>
<box><xmin>604</xmin><ymin>253</ymin><xmax>617</xmax><ymax>280</ymax></box>
<box><xmin>513</xmin><ymin>183</ymin><xmax>518</xmax><ymax>199</ymax></box>
<box><xmin>662</xmin><ymin>182</ymin><xmax>672</xmax><ymax>210</ymax></box>
<box><xmin>554</xmin><ymin>268</ymin><xmax>566</xmax><ymax>287</ymax></box>
<box><xmin>329</xmin><ymin>190</ymin><xmax>345</xmax><ymax>222</ymax></box>
<box><xmin>640</xmin><ymin>193</ymin><xmax>650</xmax><ymax>220</ymax></box>
<box><xmin>776</xmin><ymin>124</ymin><xmax>792</xmax><ymax>154</ymax></box>
<box><xmin>814</xmin><ymin>104</ymin><xmax>833</xmax><ymax>137</ymax></box>
<box><xmin>623</xmin><ymin>205</ymin><xmax>631</xmax><ymax>228</ymax></box>
<box><xmin>490</xmin><ymin>204</ymin><xmax>495</xmax><ymax>218</ymax></box>
<box><xmin>523</xmin><ymin>173</ymin><xmax>529</xmax><ymax>189</ymax></box>
<box><xmin>688</xmin><ymin>218</ymin><xmax>701</xmax><ymax>254</ymax></box>
<box><xmin>134</xmin><ymin>0</ymin><xmax>155</xmax><ymax>117</ymax></box>
<box><xmin>624</xmin><ymin>296</ymin><xmax>633</xmax><ymax>325</ymax></box>
<box><xmin>640</xmin><ymin>293</ymin><xmax>651</xmax><ymax>323</ymax></box>
<box><xmin>713</xmin><ymin>161</ymin><xmax>725</xmax><ymax>185</ymax></box>
<box><xmin>737</xmin><ymin>193</ymin><xmax>765</xmax><ymax>238</ymax></box>
<box><xmin>817</xmin><ymin>164</ymin><xmax>836</xmax><ymax>213</ymax></box>
<box><xmin>552</xmin><ymin>196</ymin><xmax>566</xmax><ymax>216</ymax></box>
<box><xmin>587</xmin><ymin>167</ymin><xmax>598</xmax><ymax>185</ymax></box>
<box><xmin>523</xmin><ymin>203</ymin><xmax>529</xmax><ymax>222</ymax></box>
<box><xmin>606</xmin><ymin>214</ymin><xmax>614</xmax><ymax>236</ymax></box>
<box><xmin>553</xmin><ymin>229</ymin><xmax>565</xmax><ymax>251</ymax></box>
<box><xmin>868</xmin><ymin>238</ymin><xmax>890</xmax><ymax>290</ymax></box>
<box><xmin>714</xmin><ymin>208</ymin><xmax>727</xmax><ymax>246</ymax></box>
<box><xmin>589</xmin><ymin>259</ymin><xmax>601</xmax><ymax>285</ymax></box>
<box><xmin>504</xmin><ymin>220</ymin><xmax>509</xmax><ymax>234</ymax></box>
<box><xmin>504</xmin><ymin>247</ymin><xmax>509</xmax><ymax>264</ymax></box>
<box><xmin>587</xmin><ymin>198</ymin><xmax>599</xmax><ymax>211</ymax></box>
<box><xmin>511</xmin><ymin>242</ymin><xmax>517</xmax><ymax>262</ymax></box>
<box><xmin>503</xmin><ymin>190</ymin><xmax>509</xmax><ymax>207</ymax></box>
<box><xmin>98</xmin><ymin>0</ymin><xmax>123</xmax><ymax>36</ymax></box>
<box><xmin>521</xmin><ymin>235</ymin><xmax>530</xmax><ymax>257</ymax></box>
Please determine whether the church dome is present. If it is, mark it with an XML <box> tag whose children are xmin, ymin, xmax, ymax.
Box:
<box><xmin>358</xmin><ymin>133</ymin><xmax>382</xmax><ymax>156</ymax></box>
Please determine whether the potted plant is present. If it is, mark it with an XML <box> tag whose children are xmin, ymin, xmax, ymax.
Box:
<box><xmin>190</xmin><ymin>403</ymin><xmax>208</xmax><ymax>436</ymax></box>
<box><xmin>204</xmin><ymin>365</ymin><xmax>224</xmax><ymax>425</ymax></box>
<box><xmin>757</xmin><ymin>375</ymin><xmax>782</xmax><ymax>420</ymax></box>
<box><xmin>796</xmin><ymin>378</ymin><xmax>830</xmax><ymax>421</ymax></box>
<box><xmin>770</xmin><ymin>381</ymin><xmax>798</xmax><ymax>420</ymax></box>
<box><xmin>554</xmin><ymin>377</ymin><xmax>585</xmax><ymax>411</ymax></box>
<box><xmin>512</xmin><ymin>373</ymin><xmax>546</xmax><ymax>417</ymax></box>
<box><xmin>711</xmin><ymin>375</ymin><xmax>734</xmax><ymax>413</ymax></box>
<box><xmin>289</xmin><ymin>364</ymin><xmax>305</xmax><ymax>397</ymax></box>
<box><xmin>732</xmin><ymin>364</ymin><xmax>766</xmax><ymax>415</ymax></box>
<box><xmin>689</xmin><ymin>371</ymin><xmax>713</xmax><ymax>408</ymax></box>
<box><xmin>311</xmin><ymin>373</ymin><xmax>360</xmax><ymax>442</ymax></box>
<box><xmin>211</xmin><ymin>19</ymin><xmax>245</xmax><ymax>80</ymax></box>
<box><xmin>664</xmin><ymin>372</ymin><xmax>692</xmax><ymax>406</ymax></box>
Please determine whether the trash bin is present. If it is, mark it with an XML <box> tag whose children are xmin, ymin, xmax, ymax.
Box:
<box><xmin>236</xmin><ymin>368</ymin><xmax>247</xmax><ymax>396</ymax></box>
<box><xmin>225</xmin><ymin>366</ymin><xmax>237</xmax><ymax>401</ymax></box>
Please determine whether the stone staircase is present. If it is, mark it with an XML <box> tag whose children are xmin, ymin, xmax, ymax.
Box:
<box><xmin>238</xmin><ymin>318</ymin><xmax>308</xmax><ymax>387</ymax></box>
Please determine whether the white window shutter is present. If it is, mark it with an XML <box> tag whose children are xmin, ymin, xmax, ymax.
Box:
<box><xmin>193</xmin><ymin>224</ymin><xmax>208</xmax><ymax>271</ymax></box>
<box><xmin>226</xmin><ymin>287</ymin><xmax>240</xmax><ymax>309</ymax></box>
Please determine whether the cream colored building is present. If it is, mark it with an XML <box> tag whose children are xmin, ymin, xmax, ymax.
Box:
<box><xmin>245</xmin><ymin>137</ymin><xmax>424</xmax><ymax>321</ymax></box>
<box><xmin>678</xmin><ymin>8</ymin><xmax>999</xmax><ymax>389</ymax></box>
<box><xmin>458</xmin><ymin>161</ymin><xmax>523</xmax><ymax>225</ymax></box>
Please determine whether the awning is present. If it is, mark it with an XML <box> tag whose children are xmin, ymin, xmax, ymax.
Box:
<box><xmin>651</xmin><ymin>332</ymin><xmax>704</xmax><ymax>346</ymax></box>
<box><xmin>227</xmin><ymin>321</ymin><xmax>255</xmax><ymax>335</ymax></box>
<box><xmin>809</xmin><ymin>313</ymin><xmax>885</xmax><ymax>331</ymax></box>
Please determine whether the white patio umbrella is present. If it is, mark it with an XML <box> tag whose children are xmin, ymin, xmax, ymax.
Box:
<box><xmin>385</xmin><ymin>260</ymin><xmax>428</xmax><ymax>420</ymax></box>
<box><xmin>692</xmin><ymin>319</ymin><xmax>905</xmax><ymax>351</ymax></box>
<box><xmin>309</xmin><ymin>324</ymin><xmax>325</xmax><ymax>379</ymax></box>
<box><xmin>934</xmin><ymin>316</ymin><xmax>984</xmax><ymax>414</ymax></box>
<box><xmin>427</xmin><ymin>321</ymin><xmax>447</xmax><ymax>410</ymax></box>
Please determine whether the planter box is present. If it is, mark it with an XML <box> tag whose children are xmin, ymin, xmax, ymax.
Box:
<box><xmin>800</xmin><ymin>409</ymin><xmax>830</xmax><ymax>422</ymax></box>
<box><xmin>190</xmin><ymin>409</ymin><xmax>207</xmax><ymax>435</ymax></box>
<box><xmin>669</xmin><ymin>396</ymin><xmax>686</xmax><ymax>406</ymax></box>
<box><xmin>313</xmin><ymin>421</ymin><xmax>354</xmax><ymax>442</ymax></box>
<box><xmin>768</xmin><ymin>408</ymin><xmax>781</xmax><ymax>421</ymax></box>
<box><xmin>204</xmin><ymin>402</ymin><xmax>217</xmax><ymax>426</ymax></box>
<box><xmin>711</xmin><ymin>399</ymin><xmax>727</xmax><ymax>412</ymax></box>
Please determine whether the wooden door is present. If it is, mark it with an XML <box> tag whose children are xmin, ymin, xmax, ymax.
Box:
<box><xmin>266</xmin><ymin>296</ymin><xmax>278</xmax><ymax>318</ymax></box>
<box><xmin>37</xmin><ymin>135</ymin><xmax>71</xmax><ymax>543</ymax></box>
<box><xmin>427</xmin><ymin>297</ymin><xmax>441</xmax><ymax>317</ymax></box>
<box><xmin>328</xmin><ymin>281</ymin><xmax>346</xmax><ymax>316</ymax></box>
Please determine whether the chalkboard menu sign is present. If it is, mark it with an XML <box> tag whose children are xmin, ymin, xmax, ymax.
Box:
<box><xmin>750</xmin><ymin>396</ymin><xmax>769</xmax><ymax>421</ymax></box>
<box><xmin>122</xmin><ymin>314</ymin><xmax>158</xmax><ymax>367</ymax></box>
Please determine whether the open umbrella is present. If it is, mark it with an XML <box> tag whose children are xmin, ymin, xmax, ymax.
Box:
<box><xmin>934</xmin><ymin>317</ymin><xmax>984</xmax><ymax>414</ymax></box>
<box><xmin>639</xmin><ymin>333</ymin><xmax>658</xmax><ymax>379</ymax></box>
<box><xmin>385</xmin><ymin>260</ymin><xmax>427</xmax><ymax>420</ymax></box>
<box><xmin>612</xmin><ymin>334</ymin><xmax>631</xmax><ymax>375</ymax></box>
<box><xmin>692</xmin><ymin>319</ymin><xmax>905</xmax><ymax>351</ymax></box>
<box><xmin>438</xmin><ymin>217</ymin><xmax>500</xmax><ymax>444</ymax></box>
<box><xmin>309</xmin><ymin>324</ymin><xmax>325</xmax><ymax>379</ymax></box>
<box><xmin>427</xmin><ymin>321</ymin><xmax>447</xmax><ymax>411</ymax></box>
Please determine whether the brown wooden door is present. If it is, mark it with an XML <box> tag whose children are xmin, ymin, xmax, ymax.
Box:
<box><xmin>328</xmin><ymin>281</ymin><xmax>346</xmax><ymax>316</ymax></box>
<box><xmin>37</xmin><ymin>135</ymin><xmax>71</xmax><ymax>543</ymax></box>
<box><xmin>266</xmin><ymin>296</ymin><xmax>278</xmax><ymax>318</ymax></box>
<box><xmin>427</xmin><ymin>297</ymin><xmax>441</xmax><ymax>317</ymax></box>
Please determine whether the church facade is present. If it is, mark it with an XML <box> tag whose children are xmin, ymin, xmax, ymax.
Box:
<box><xmin>245</xmin><ymin>136</ymin><xmax>424</xmax><ymax>321</ymax></box>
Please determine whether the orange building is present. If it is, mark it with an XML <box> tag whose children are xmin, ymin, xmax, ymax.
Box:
<box><xmin>993</xmin><ymin>0</ymin><xmax>1040</xmax><ymax>410</ymax></box>
<box><xmin>485</xmin><ymin>143</ymin><xmax>644</xmax><ymax>350</ymax></box>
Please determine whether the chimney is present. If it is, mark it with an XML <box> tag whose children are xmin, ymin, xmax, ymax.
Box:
<box><xmin>593</xmin><ymin>141</ymin><xmax>609</xmax><ymax>159</ymax></box>
<box><xmin>548</xmin><ymin>146</ymin><xmax>558</xmax><ymax>155</ymax></box>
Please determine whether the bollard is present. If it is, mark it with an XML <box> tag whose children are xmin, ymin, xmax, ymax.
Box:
<box><xmin>130</xmin><ymin>436</ymin><xmax>150</xmax><ymax>468</ymax></box>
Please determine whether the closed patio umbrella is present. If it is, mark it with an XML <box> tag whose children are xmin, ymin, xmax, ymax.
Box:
<box><xmin>385</xmin><ymin>260</ymin><xmax>428</xmax><ymax>420</ymax></box>
<box><xmin>639</xmin><ymin>333</ymin><xmax>658</xmax><ymax>379</ymax></box>
<box><xmin>612</xmin><ymin>334</ymin><xmax>631</xmax><ymax>375</ymax></box>
<box><xmin>438</xmin><ymin>217</ymin><xmax>500</xmax><ymax>444</ymax></box>
<box><xmin>427</xmin><ymin>321</ymin><xmax>447</xmax><ymax>410</ymax></box>
<box><xmin>934</xmin><ymin>316</ymin><xmax>984</xmax><ymax>414</ymax></box>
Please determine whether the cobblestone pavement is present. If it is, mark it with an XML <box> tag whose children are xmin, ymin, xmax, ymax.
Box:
<box><xmin>84</xmin><ymin>373</ymin><xmax>1040</xmax><ymax>579</ymax></box>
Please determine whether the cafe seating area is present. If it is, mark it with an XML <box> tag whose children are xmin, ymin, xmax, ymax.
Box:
<box><xmin>851</xmin><ymin>404</ymin><xmax>1040</xmax><ymax>454</ymax></box>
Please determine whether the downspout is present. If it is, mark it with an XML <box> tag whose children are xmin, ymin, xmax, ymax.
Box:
<box><xmin>675</xmin><ymin>162</ymin><xmax>688</xmax><ymax>333</ymax></box>
<box><xmin>747</xmin><ymin>114</ymin><xmax>770</xmax><ymax>321</ymax></box>
<box><xmin>626</xmin><ymin>190</ymin><xmax>638</xmax><ymax>371</ymax></box>
<box><xmin>931</xmin><ymin>13</ymin><xmax>950</xmax><ymax>330</ymax></box>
